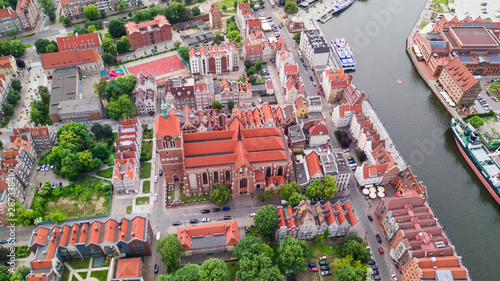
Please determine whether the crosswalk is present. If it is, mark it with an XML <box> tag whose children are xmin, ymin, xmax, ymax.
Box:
<box><xmin>31</xmin><ymin>62</ymin><xmax>42</xmax><ymax>68</ymax></box>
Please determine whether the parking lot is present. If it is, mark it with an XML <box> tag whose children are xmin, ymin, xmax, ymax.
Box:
<box><xmin>449</xmin><ymin>0</ymin><xmax>500</xmax><ymax>21</ymax></box>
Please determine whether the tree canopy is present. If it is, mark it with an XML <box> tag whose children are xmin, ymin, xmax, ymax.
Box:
<box><xmin>107</xmin><ymin>95</ymin><xmax>136</xmax><ymax>120</ymax></box>
<box><xmin>116</xmin><ymin>36</ymin><xmax>132</xmax><ymax>53</ymax></box>
<box><xmin>108</xmin><ymin>19</ymin><xmax>127</xmax><ymax>38</ymax></box>
<box><xmin>102</xmin><ymin>38</ymin><xmax>118</xmax><ymax>55</ymax></box>
<box><xmin>277</xmin><ymin>236</ymin><xmax>310</xmax><ymax>273</ymax></box>
<box><xmin>210</xmin><ymin>184</ymin><xmax>232</xmax><ymax>206</ymax></box>
<box><xmin>254</xmin><ymin>205</ymin><xmax>278</xmax><ymax>237</ymax></box>
<box><xmin>83</xmin><ymin>5</ymin><xmax>100</xmax><ymax>20</ymax></box>
<box><xmin>0</xmin><ymin>40</ymin><xmax>27</xmax><ymax>57</ymax></box>
<box><xmin>470</xmin><ymin>116</ymin><xmax>484</xmax><ymax>128</ymax></box>
<box><xmin>156</xmin><ymin>234</ymin><xmax>183</xmax><ymax>273</ymax></box>
<box><xmin>284</xmin><ymin>0</ymin><xmax>298</xmax><ymax>14</ymax></box>
<box><xmin>334</xmin><ymin>262</ymin><xmax>365</xmax><ymax>281</ymax></box>
<box><xmin>178</xmin><ymin>46</ymin><xmax>190</xmax><ymax>61</ymax></box>
<box><xmin>212</xmin><ymin>100</ymin><xmax>223</xmax><ymax>110</ymax></box>
<box><xmin>198</xmin><ymin>258</ymin><xmax>230</xmax><ymax>281</ymax></box>
<box><xmin>279</xmin><ymin>182</ymin><xmax>300</xmax><ymax>201</ymax></box>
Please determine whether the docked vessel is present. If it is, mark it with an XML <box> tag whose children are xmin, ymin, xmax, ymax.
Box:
<box><xmin>451</xmin><ymin>118</ymin><xmax>500</xmax><ymax>205</ymax></box>
<box><xmin>331</xmin><ymin>38</ymin><xmax>356</xmax><ymax>71</ymax></box>
<box><xmin>318</xmin><ymin>0</ymin><xmax>354</xmax><ymax>23</ymax></box>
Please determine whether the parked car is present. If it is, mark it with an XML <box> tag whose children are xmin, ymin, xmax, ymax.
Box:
<box><xmin>372</xmin><ymin>265</ymin><xmax>378</xmax><ymax>270</ymax></box>
<box><xmin>319</xmin><ymin>261</ymin><xmax>328</xmax><ymax>266</ymax></box>
<box><xmin>493</xmin><ymin>97</ymin><xmax>499</xmax><ymax>102</ymax></box>
<box><xmin>37</xmin><ymin>165</ymin><xmax>41</xmax><ymax>171</ymax></box>
<box><xmin>50</xmin><ymin>165</ymin><xmax>54</xmax><ymax>170</ymax></box>
<box><xmin>153</xmin><ymin>193</ymin><xmax>158</xmax><ymax>202</ymax></box>
<box><xmin>172</xmin><ymin>221</ymin><xmax>181</xmax><ymax>226</ymax></box>
<box><xmin>368</xmin><ymin>260</ymin><xmax>376</xmax><ymax>265</ymax></box>
<box><xmin>309</xmin><ymin>76</ymin><xmax>314</xmax><ymax>81</ymax></box>
<box><xmin>378</xmin><ymin>247</ymin><xmax>384</xmax><ymax>254</ymax></box>
<box><xmin>373</xmin><ymin>270</ymin><xmax>380</xmax><ymax>275</ymax></box>
<box><xmin>222</xmin><ymin>216</ymin><xmax>232</xmax><ymax>220</ymax></box>
<box><xmin>154</xmin><ymin>264</ymin><xmax>159</xmax><ymax>274</ymax></box>
<box><xmin>309</xmin><ymin>267</ymin><xmax>318</xmax><ymax>272</ymax></box>
<box><xmin>156</xmin><ymin>232</ymin><xmax>161</xmax><ymax>240</ymax></box>
<box><xmin>0</xmin><ymin>240</ymin><xmax>6</xmax><ymax>244</ymax></box>
<box><xmin>190</xmin><ymin>219</ymin><xmax>199</xmax><ymax>223</ymax></box>
<box><xmin>374</xmin><ymin>277</ymin><xmax>381</xmax><ymax>281</ymax></box>
<box><xmin>222</xmin><ymin>207</ymin><xmax>231</xmax><ymax>211</ymax></box>
<box><xmin>320</xmin><ymin>271</ymin><xmax>331</xmax><ymax>276</ymax></box>
<box><xmin>201</xmin><ymin>209</ymin><xmax>210</xmax><ymax>214</ymax></box>
<box><xmin>159</xmin><ymin>170</ymin><xmax>163</xmax><ymax>176</ymax></box>
<box><xmin>249</xmin><ymin>213</ymin><xmax>256</xmax><ymax>217</ymax></box>
<box><xmin>319</xmin><ymin>256</ymin><xmax>327</xmax><ymax>260</ymax></box>
<box><xmin>6</xmin><ymin>238</ymin><xmax>15</xmax><ymax>243</ymax></box>
<box><xmin>202</xmin><ymin>218</ymin><xmax>210</xmax><ymax>222</ymax></box>
<box><xmin>154</xmin><ymin>176</ymin><xmax>158</xmax><ymax>183</ymax></box>
<box><xmin>391</xmin><ymin>274</ymin><xmax>398</xmax><ymax>281</ymax></box>
<box><xmin>375</xmin><ymin>234</ymin><xmax>382</xmax><ymax>243</ymax></box>
<box><xmin>212</xmin><ymin>208</ymin><xmax>221</xmax><ymax>212</ymax></box>
<box><xmin>308</xmin><ymin>263</ymin><xmax>317</xmax><ymax>268</ymax></box>
<box><xmin>367</xmin><ymin>214</ymin><xmax>373</xmax><ymax>222</ymax></box>
<box><xmin>320</xmin><ymin>266</ymin><xmax>330</xmax><ymax>271</ymax></box>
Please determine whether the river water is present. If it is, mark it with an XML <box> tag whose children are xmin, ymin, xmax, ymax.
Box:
<box><xmin>320</xmin><ymin>0</ymin><xmax>500</xmax><ymax>280</ymax></box>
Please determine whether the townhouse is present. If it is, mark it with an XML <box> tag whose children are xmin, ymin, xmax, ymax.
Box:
<box><xmin>189</xmin><ymin>43</ymin><xmax>239</xmax><ymax>75</ymax></box>
<box><xmin>217</xmin><ymin>77</ymin><xmax>252</xmax><ymax>108</ymax></box>
<box><xmin>135</xmin><ymin>72</ymin><xmax>157</xmax><ymax>116</ymax></box>
<box><xmin>331</xmin><ymin>104</ymin><xmax>363</xmax><ymax>128</ymax></box>
<box><xmin>322</xmin><ymin>69</ymin><xmax>351</xmax><ymax>103</ymax></box>
<box><xmin>208</xmin><ymin>3</ymin><xmax>222</xmax><ymax>29</ymax></box>
<box><xmin>0</xmin><ymin>55</ymin><xmax>19</xmax><ymax>76</ymax></box>
<box><xmin>299</xmin><ymin>29</ymin><xmax>330</xmax><ymax>69</ymax></box>
<box><xmin>61</xmin><ymin>0</ymin><xmax>116</xmax><ymax>20</ymax></box>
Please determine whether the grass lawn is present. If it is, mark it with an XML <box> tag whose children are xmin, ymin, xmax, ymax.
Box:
<box><xmin>66</xmin><ymin>257</ymin><xmax>90</xmax><ymax>269</ymax></box>
<box><xmin>488</xmin><ymin>82</ymin><xmax>500</xmax><ymax>94</ymax></box>
<box><xmin>215</xmin><ymin>0</ymin><xmax>240</xmax><ymax>9</ymax></box>
<box><xmin>226</xmin><ymin>262</ymin><xmax>239</xmax><ymax>281</ymax></box>
<box><xmin>313</xmin><ymin>243</ymin><xmax>341</xmax><ymax>256</ymax></box>
<box><xmin>432</xmin><ymin>0</ymin><xmax>446</xmax><ymax>3</ymax></box>
<box><xmin>141</xmin><ymin>140</ymin><xmax>153</xmax><ymax>161</ymax></box>
<box><xmin>61</xmin><ymin>268</ymin><xmax>70</xmax><ymax>281</ymax></box>
<box><xmin>140</xmin><ymin>162</ymin><xmax>151</xmax><ymax>179</ymax></box>
<box><xmin>71</xmin><ymin>276</ymin><xmax>79</xmax><ymax>281</ymax></box>
<box><xmin>136</xmin><ymin>196</ymin><xmax>149</xmax><ymax>205</ymax></box>
<box><xmin>14</xmin><ymin>246</ymin><xmax>31</xmax><ymax>258</ymax></box>
<box><xmin>223</xmin><ymin>9</ymin><xmax>237</xmax><ymax>14</ymax></box>
<box><xmin>180</xmin><ymin>185</ymin><xmax>210</xmax><ymax>203</ymax></box>
<box><xmin>419</xmin><ymin>21</ymin><xmax>429</xmax><ymax>29</ymax></box>
<box><xmin>144</xmin><ymin>129</ymin><xmax>153</xmax><ymax>139</ymax></box>
<box><xmin>143</xmin><ymin>180</ymin><xmax>150</xmax><ymax>193</ymax></box>
<box><xmin>90</xmin><ymin>270</ymin><xmax>109</xmax><ymax>281</ymax></box>
<box><xmin>104</xmin><ymin>33</ymin><xmax>112</xmax><ymax>39</ymax></box>
<box><xmin>78</xmin><ymin>272</ymin><xmax>87</xmax><ymax>279</ymax></box>
<box><xmin>96</xmin><ymin>167</ymin><xmax>113</xmax><ymax>178</ymax></box>
<box><xmin>0</xmin><ymin>117</ymin><xmax>10</xmax><ymax>128</ymax></box>
<box><xmin>126</xmin><ymin>205</ymin><xmax>132</xmax><ymax>214</ymax></box>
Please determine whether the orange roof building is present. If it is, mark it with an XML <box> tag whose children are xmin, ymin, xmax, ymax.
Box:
<box><xmin>0</xmin><ymin>55</ymin><xmax>19</xmax><ymax>76</ymax></box>
<box><xmin>156</xmin><ymin>111</ymin><xmax>293</xmax><ymax>198</ymax></box>
<box><xmin>438</xmin><ymin>57</ymin><xmax>481</xmax><ymax>106</ymax></box>
<box><xmin>209</xmin><ymin>3</ymin><xmax>222</xmax><ymax>29</ymax></box>
<box><xmin>112</xmin><ymin>257</ymin><xmax>143</xmax><ymax>280</ymax></box>
<box><xmin>125</xmin><ymin>15</ymin><xmax>172</xmax><ymax>50</ymax></box>
<box><xmin>177</xmin><ymin>222</ymin><xmax>239</xmax><ymax>255</ymax></box>
<box><xmin>56</xmin><ymin>33</ymin><xmax>102</xmax><ymax>54</ymax></box>
<box><xmin>41</xmin><ymin>49</ymin><xmax>102</xmax><ymax>74</ymax></box>
<box><xmin>27</xmin><ymin>216</ymin><xmax>153</xmax><ymax>281</ymax></box>
<box><xmin>322</xmin><ymin>69</ymin><xmax>351</xmax><ymax>103</ymax></box>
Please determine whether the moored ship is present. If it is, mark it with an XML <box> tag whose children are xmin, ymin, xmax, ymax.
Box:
<box><xmin>318</xmin><ymin>0</ymin><xmax>354</xmax><ymax>23</ymax></box>
<box><xmin>451</xmin><ymin>118</ymin><xmax>500</xmax><ymax>205</ymax></box>
<box><xmin>331</xmin><ymin>38</ymin><xmax>356</xmax><ymax>71</ymax></box>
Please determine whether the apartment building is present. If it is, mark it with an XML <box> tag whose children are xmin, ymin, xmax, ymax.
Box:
<box><xmin>0</xmin><ymin>74</ymin><xmax>10</xmax><ymax>105</ymax></box>
<box><xmin>125</xmin><ymin>15</ymin><xmax>172</xmax><ymax>49</ymax></box>
<box><xmin>16</xmin><ymin>0</ymin><xmax>40</xmax><ymax>31</ymax></box>
<box><xmin>41</xmin><ymin>49</ymin><xmax>103</xmax><ymax>74</ymax></box>
<box><xmin>177</xmin><ymin>222</ymin><xmax>239</xmax><ymax>256</ymax></box>
<box><xmin>164</xmin><ymin>76</ymin><xmax>196</xmax><ymax>110</ymax></box>
<box><xmin>299</xmin><ymin>29</ymin><xmax>330</xmax><ymax>69</ymax></box>
<box><xmin>26</xmin><ymin>216</ymin><xmax>153</xmax><ymax>281</ymax></box>
<box><xmin>189</xmin><ymin>43</ymin><xmax>239</xmax><ymax>75</ymax></box>
<box><xmin>217</xmin><ymin>78</ymin><xmax>252</xmax><ymax>108</ymax></box>
<box><xmin>438</xmin><ymin>57</ymin><xmax>481</xmax><ymax>107</ymax></box>
<box><xmin>293</xmin><ymin>96</ymin><xmax>308</xmax><ymax>118</ymax></box>
<box><xmin>56</xmin><ymin>33</ymin><xmax>102</xmax><ymax>54</ymax></box>
<box><xmin>331</xmin><ymin>104</ymin><xmax>363</xmax><ymax>128</ymax></box>
<box><xmin>394</xmin><ymin>167</ymin><xmax>427</xmax><ymax>201</ymax></box>
<box><xmin>135</xmin><ymin>72</ymin><xmax>157</xmax><ymax>116</ymax></box>
<box><xmin>61</xmin><ymin>0</ymin><xmax>116</xmax><ymax>20</ymax></box>
<box><xmin>12</xmin><ymin>125</ymin><xmax>57</xmax><ymax>150</ymax></box>
<box><xmin>208</xmin><ymin>3</ymin><xmax>222</xmax><ymax>29</ymax></box>
<box><xmin>276</xmin><ymin>200</ymin><xmax>358</xmax><ymax>241</ymax></box>
<box><xmin>322</xmin><ymin>69</ymin><xmax>350</xmax><ymax>103</ymax></box>
<box><xmin>194</xmin><ymin>74</ymin><xmax>215</xmax><ymax>110</ymax></box>
<box><xmin>0</xmin><ymin>7</ymin><xmax>23</xmax><ymax>37</ymax></box>
<box><xmin>113</xmin><ymin>119</ymin><xmax>143</xmax><ymax>195</ymax></box>
<box><xmin>0</xmin><ymin>55</ymin><xmax>19</xmax><ymax>76</ymax></box>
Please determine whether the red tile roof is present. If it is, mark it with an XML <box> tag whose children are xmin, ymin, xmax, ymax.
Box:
<box><xmin>155</xmin><ymin>115</ymin><xmax>181</xmax><ymax>137</ymax></box>
<box><xmin>131</xmin><ymin>216</ymin><xmax>146</xmax><ymax>240</ymax></box>
<box><xmin>308</xmin><ymin>122</ymin><xmax>328</xmax><ymax>136</ymax></box>
<box><xmin>261</xmin><ymin>103</ymin><xmax>273</xmax><ymax>121</ymax></box>
<box><xmin>283</xmin><ymin>63</ymin><xmax>298</xmax><ymax>75</ymax></box>
<box><xmin>278</xmin><ymin>207</ymin><xmax>287</xmax><ymax>228</ymax></box>
<box><xmin>115</xmin><ymin>257</ymin><xmax>142</xmax><ymax>279</ymax></box>
<box><xmin>245</xmin><ymin>44</ymin><xmax>262</xmax><ymax>54</ymax></box>
<box><xmin>443</xmin><ymin>57</ymin><xmax>478</xmax><ymax>91</ymax></box>
<box><xmin>294</xmin><ymin>96</ymin><xmax>306</xmax><ymax>110</ymax></box>
<box><xmin>41</xmin><ymin>49</ymin><xmax>101</xmax><ymax>69</ymax></box>
<box><xmin>125</xmin><ymin>15</ymin><xmax>170</xmax><ymax>35</ymax></box>
<box><xmin>0</xmin><ymin>55</ymin><xmax>12</xmax><ymax>68</ymax></box>
<box><xmin>177</xmin><ymin>221</ymin><xmax>239</xmax><ymax>251</ymax></box>
<box><xmin>286</xmin><ymin>207</ymin><xmax>295</xmax><ymax>227</ymax></box>
<box><xmin>306</xmin><ymin>152</ymin><xmax>322</xmax><ymax>177</ymax></box>
<box><xmin>334</xmin><ymin>202</ymin><xmax>347</xmax><ymax>224</ymax></box>
<box><xmin>57</xmin><ymin>33</ymin><xmax>101</xmax><ymax>52</ymax></box>
<box><xmin>363</xmin><ymin>163</ymin><xmax>389</xmax><ymax>179</ymax></box>
<box><xmin>0</xmin><ymin>7</ymin><xmax>16</xmax><ymax>20</ymax></box>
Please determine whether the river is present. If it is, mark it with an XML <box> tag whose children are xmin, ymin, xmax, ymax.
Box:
<box><xmin>319</xmin><ymin>0</ymin><xmax>500</xmax><ymax>280</ymax></box>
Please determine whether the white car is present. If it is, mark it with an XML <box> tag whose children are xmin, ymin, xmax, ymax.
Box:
<box><xmin>249</xmin><ymin>213</ymin><xmax>256</xmax><ymax>217</ymax></box>
<box><xmin>201</xmin><ymin>218</ymin><xmax>210</xmax><ymax>222</ymax></box>
<box><xmin>154</xmin><ymin>176</ymin><xmax>158</xmax><ymax>183</ymax></box>
<box><xmin>153</xmin><ymin>193</ymin><xmax>158</xmax><ymax>202</ymax></box>
<box><xmin>156</xmin><ymin>232</ymin><xmax>161</xmax><ymax>240</ymax></box>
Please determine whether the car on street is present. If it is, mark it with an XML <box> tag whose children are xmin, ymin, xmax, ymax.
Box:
<box><xmin>172</xmin><ymin>221</ymin><xmax>181</xmax><ymax>226</ymax></box>
<box><xmin>0</xmin><ymin>240</ymin><xmax>6</xmax><ymax>244</ymax></box>
<box><xmin>50</xmin><ymin>165</ymin><xmax>54</xmax><ymax>170</ymax></box>
<box><xmin>37</xmin><ymin>165</ymin><xmax>41</xmax><ymax>171</ymax></box>
<box><xmin>154</xmin><ymin>176</ymin><xmax>158</xmax><ymax>183</ymax></box>
<box><xmin>201</xmin><ymin>209</ymin><xmax>210</xmax><ymax>214</ymax></box>
<box><xmin>6</xmin><ymin>238</ymin><xmax>15</xmax><ymax>243</ymax></box>
<box><xmin>373</xmin><ymin>270</ymin><xmax>380</xmax><ymax>275</ymax></box>
<box><xmin>159</xmin><ymin>170</ymin><xmax>163</xmax><ymax>176</ymax></box>
<box><xmin>293</xmin><ymin>43</ymin><xmax>296</xmax><ymax>48</ymax></box>
<box><xmin>190</xmin><ymin>219</ymin><xmax>199</xmax><ymax>223</ymax></box>
<box><xmin>375</xmin><ymin>234</ymin><xmax>382</xmax><ymax>243</ymax></box>
<box><xmin>249</xmin><ymin>213</ymin><xmax>256</xmax><ymax>217</ymax></box>
<box><xmin>202</xmin><ymin>218</ymin><xmax>210</xmax><ymax>222</ymax></box>
<box><xmin>156</xmin><ymin>232</ymin><xmax>161</xmax><ymax>240</ymax></box>
<box><xmin>368</xmin><ymin>260</ymin><xmax>376</xmax><ymax>265</ymax></box>
<box><xmin>52</xmin><ymin>182</ymin><xmax>57</xmax><ymax>188</ymax></box>
<box><xmin>212</xmin><ymin>208</ymin><xmax>221</xmax><ymax>212</ymax></box>
<box><xmin>308</xmin><ymin>263</ymin><xmax>317</xmax><ymax>267</ymax></box>
<box><xmin>481</xmin><ymin>2</ymin><xmax>488</xmax><ymax>6</ymax></box>
<box><xmin>309</xmin><ymin>267</ymin><xmax>318</xmax><ymax>272</ymax></box>
<box><xmin>222</xmin><ymin>216</ymin><xmax>232</xmax><ymax>220</ymax></box>
<box><xmin>154</xmin><ymin>264</ymin><xmax>159</xmax><ymax>274</ymax></box>
<box><xmin>367</xmin><ymin>214</ymin><xmax>373</xmax><ymax>222</ymax></box>
<box><xmin>378</xmin><ymin>247</ymin><xmax>384</xmax><ymax>254</ymax></box>
<box><xmin>267</xmin><ymin>16</ymin><xmax>272</xmax><ymax>19</ymax></box>
<box><xmin>222</xmin><ymin>207</ymin><xmax>231</xmax><ymax>211</ymax></box>
<box><xmin>320</xmin><ymin>266</ymin><xmax>330</xmax><ymax>271</ymax></box>
<box><xmin>391</xmin><ymin>274</ymin><xmax>398</xmax><ymax>281</ymax></box>
<box><xmin>320</xmin><ymin>271</ymin><xmax>331</xmax><ymax>276</ymax></box>
<box><xmin>493</xmin><ymin>97</ymin><xmax>499</xmax><ymax>102</ymax></box>
<box><xmin>373</xmin><ymin>277</ymin><xmax>381</xmax><ymax>281</ymax></box>
<box><xmin>153</xmin><ymin>193</ymin><xmax>157</xmax><ymax>202</ymax></box>
<box><xmin>309</xmin><ymin>76</ymin><xmax>314</xmax><ymax>81</ymax></box>
<box><xmin>372</xmin><ymin>265</ymin><xmax>378</xmax><ymax>270</ymax></box>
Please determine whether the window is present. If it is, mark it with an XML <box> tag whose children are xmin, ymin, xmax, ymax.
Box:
<box><xmin>266</xmin><ymin>167</ymin><xmax>272</xmax><ymax>178</ymax></box>
<box><xmin>225</xmin><ymin>171</ymin><xmax>231</xmax><ymax>182</ymax></box>
<box><xmin>277</xmin><ymin>166</ymin><xmax>283</xmax><ymax>176</ymax></box>
<box><xmin>214</xmin><ymin>171</ymin><xmax>219</xmax><ymax>183</ymax></box>
<box><xmin>202</xmin><ymin>173</ymin><xmax>208</xmax><ymax>185</ymax></box>
<box><xmin>240</xmin><ymin>178</ymin><xmax>247</xmax><ymax>188</ymax></box>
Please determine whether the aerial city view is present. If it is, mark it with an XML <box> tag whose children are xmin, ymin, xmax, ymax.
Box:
<box><xmin>0</xmin><ymin>0</ymin><xmax>499</xmax><ymax>280</ymax></box>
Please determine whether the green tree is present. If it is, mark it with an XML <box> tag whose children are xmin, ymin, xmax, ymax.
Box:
<box><xmin>284</xmin><ymin>0</ymin><xmax>298</xmax><ymax>14</ymax></box>
<box><xmin>45</xmin><ymin>43</ymin><xmax>58</xmax><ymax>53</ymax></box>
<box><xmin>166</xmin><ymin>2</ymin><xmax>187</xmax><ymax>24</ymax></box>
<box><xmin>323</xmin><ymin>175</ymin><xmax>338</xmax><ymax>199</ymax></box>
<box><xmin>192</xmin><ymin>6</ymin><xmax>201</xmax><ymax>16</ymax></box>
<box><xmin>470</xmin><ymin>115</ymin><xmax>484</xmax><ymax>128</ymax></box>
<box><xmin>102</xmin><ymin>38</ymin><xmax>117</xmax><ymax>55</ymax></box>
<box><xmin>91</xmin><ymin>123</ymin><xmax>104</xmax><ymax>138</ymax></box>
<box><xmin>116</xmin><ymin>0</ymin><xmax>128</xmax><ymax>10</ymax></box>
<box><xmin>358</xmin><ymin>150</ymin><xmax>367</xmax><ymax>162</ymax></box>
<box><xmin>178</xmin><ymin>46</ymin><xmax>190</xmax><ymax>61</ymax></box>
<box><xmin>30</xmin><ymin>100</ymin><xmax>48</xmax><ymax>125</ymax></box>
<box><xmin>100</xmin><ymin>10</ymin><xmax>106</xmax><ymax>18</ymax></box>
<box><xmin>254</xmin><ymin>205</ymin><xmax>278</xmax><ymax>237</ymax></box>
<box><xmin>56</xmin><ymin>122</ymin><xmax>91</xmax><ymax>144</ymax></box>
<box><xmin>116</xmin><ymin>36</ymin><xmax>132</xmax><ymax>53</ymax></box>
<box><xmin>38</xmin><ymin>181</ymin><xmax>52</xmax><ymax>197</ymax></box>
<box><xmin>334</xmin><ymin>263</ymin><xmax>365</xmax><ymax>281</ymax></box>
<box><xmin>102</xmin><ymin>124</ymin><xmax>113</xmax><ymax>138</ymax></box>
<box><xmin>237</xmin><ymin>253</ymin><xmax>273</xmax><ymax>281</ymax></box>
<box><xmin>210</xmin><ymin>183</ymin><xmax>232</xmax><ymax>206</ymax></box>
<box><xmin>248</xmin><ymin>75</ymin><xmax>257</xmax><ymax>84</ymax></box>
<box><xmin>279</xmin><ymin>182</ymin><xmax>300</xmax><ymax>201</ymax></box>
<box><xmin>2</xmin><ymin>103</ymin><xmax>14</xmax><ymax>116</ymax></box>
<box><xmin>83</xmin><ymin>5</ymin><xmax>99</xmax><ymax>20</ymax></box>
<box><xmin>233</xmin><ymin>236</ymin><xmax>262</xmax><ymax>259</ymax></box>
<box><xmin>277</xmin><ymin>236</ymin><xmax>310</xmax><ymax>273</ymax></box>
<box><xmin>259</xmin><ymin>0</ymin><xmax>264</xmax><ymax>6</ymax></box>
<box><xmin>78</xmin><ymin>150</ymin><xmax>95</xmax><ymax>172</ymax></box>
<box><xmin>258</xmin><ymin>266</ymin><xmax>285</xmax><ymax>281</ymax></box>
<box><xmin>212</xmin><ymin>100</ymin><xmax>223</xmax><ymax>110</ymax></box>
<box><xmin>6</xmin><ymin>90</ymin><xmax>20</xmax><ymax>105</ymax></box>
<box><xmin>340</xmin><ymin>239</ymin><xmax>370</xmax><ymax>263</ymax></box>
<box><xmin>87</xmin><ymin>25</ymin><xmax>96</xmax><ymax>33</ymax></box>
<box><xmin>198</xmin><ymin>258</ymin><xmax>230</xmax><ymax>281</ymax></box>
<box><xmin>11</xmin><ymin>80</ymin><xmax>21</xmax><ymax>91</ymax></box>
<box><xmin>5</xmin><ymin>28</ymin><xmax>18</xmax><ymax>38</ymax></box>
<box><xmin>227</xmin><ymin>31</ymin><xmax>242</xmax><ymax>43</ymax></box>
<box><xmin>293</xmin><ymin>32</ymin><xmax>301</xmax><ymax>44</ymax></box>
<box><xmin>73</xmin><ymin>25</ymin><xmax>88</xmax><ymax>35</ymax></box>
<box><xmin>63</xmin><ymin>18</ymin><xmax>72</xmax><ymax>26</ymax></box>
<box><xmin>287</xmin><ymin>192</ymin><xmax>306</xmax><ymax>207</ymax></box>
<box><xmin>92</xmin><ymin>143</ymin><xmax>110</xmax><ymax>162</ymax></box>
<box><xmin>227</xmin><ymin>101</ymin><xmax>235</xmax><ymax>110</ymax></box>
<box><xmin>107</xmin><ymin>95</ymin><xmax>136</xmax><ymax>120</ymax></box>
<box><xmin>221</xmin><ymin>4</ymin><xmax>227</xmax><ymax>10</ymax></box>
<box><xmin>102</xmin><ymin>53</ymin><xmax>116</xmax><ymax>65</ymax></box>
<box><xmin>213</xmin><ymin>33</ymin><xmax>224</xmax><ymax>45</ymax></box>
<box><xmin>49</xmin><ymin>209</ymin><xmax>67</xmax><ymax>224</ymax></box>
<box><xmin>167</xmin><ymin>263</ymin><xmax>200</xmax><ymax>281</ymax></box>
<box><xmin>234</xmin><ymin>1</ymin><xmax>238</xmax><ymax>8</ymax></box>
<box><xmin>115</xmin><ymin>74</ymin><xmax>137</xmax><ymax>95</ymax></box>
<box><xmin>246</xmin><ymin>69</ymin><xmax>254</xmax><ymax>77</ymax></box>
<box><xmin>306</xmin><ymin>179</ymin><xmax>324</xmax><ymax>199</ymax></box>
<box><xmin>108</xmin><ymin>19</ymin><xmax>127</xmax><ymax>38</ymax></box>
<box><xmin>0</xmin><ymin>141</ymin><xmax>3</xmax><ymax>150</ymax></box>
<box><xmin>157</xmin><ymin>234</ymin><xmax>183</xmax><ymax>273</ymax></box>
<box><xmin>0</xmin><ymin>266</ymin><xmax>10</xmax><ymax>281</ymax></box>
<box><xmin>254</xmin><ymin>60</ymin><xmax>263</xmax><ymax>72</ymax></box>
<box><xmin>39</xmin><ymin>86</ymin><xmax>50</xmax><ymax>104</ymax></box>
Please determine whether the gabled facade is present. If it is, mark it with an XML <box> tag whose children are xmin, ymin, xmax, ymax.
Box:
<box><xmin>135</xmin><ymin>72</ymin><xmax>157</xmax><ymax>116</ymax></box>
<box><xmin>217</xmin><ymin>77</ymin><xmax>252</xmax><ymax>108</ymax></box>
<box><xmin>306</xmin><ymin>151</ymin><xmax>323</xmax><ymax>182</ymax></box>
<box><xmin>113</xmin><ymin>119</ymin><xmax>143</xmax><ymax>194</ymax></box>
<box><xmin>0</xmin><ymin>55</ymin><xmax>19</xmax><ymax>76</ymax></box>
<box><xmin>322</xmin><ymin>69</ymin><xmax>350</xmax><ymax>103</ymax></box>
<box><xmin>209</xmin><ymin>4</ymin><xmax>222</xmax><ymax>29</ymax></box>
<box><xmin>125</xmin><ymin>15</ymin><xmax>172</xmax><ymax>49</ymax></box>
<box><xmin>331</xmin><ymin>104</ymin><xmax>363</xmax><ymax>128</ymax></box>
<box><xmin>177</xmin><ymin>222</ymin><xmax>239</xmax><ymax>256</ymax></box>
<box><xmin>0</xmin><ymin>74</ymin><xmax>10</xmax><ymax>108</ymax></box>
<box><xmin>293</xmin><ymin>96</ymin><xmax>308</xmax><ymax>118</ymax></box>
<box><xmin>16</xmin><ymin>0</ymin><xmax>40</xmax><ymax>32</ymax></box>
<box><xmin>189</xmin><ymin>43</ymin><xmax>239</xmax><ymax>75</ymax></box>
<box><xmin>164</xmin><ymin>76</ymin><xmax>196</xmax><ymax>110</ymax></box>
<box><xmin>60</xmin><ymin>0</ymin><xmax>117</xmax><ymax>20</ymax></box>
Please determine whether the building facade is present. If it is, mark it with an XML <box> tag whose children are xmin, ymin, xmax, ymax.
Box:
<box><xmin>189</xmin><ymin>43</ymin><xmax>239</xmax><ymax>75</ymax></box>
<box><xmin>16</xmin><ymin>0</ymin><xmax>39</xmax><ymax>32</ymax></box>
<box><xmin>177</xmin><ymin>222</ymin><xmax>239</xmax><ymax>256</ymax></box>
<box><xmin>60</xmin><ymin>0</ymin><xmax>116</xmax><ymax>20</ymax></box>
<box><xmin>135</xmin><ymin>72</ymin><xmax>157</xmax><ymax>116</ymax></box>
<box><xmin>113</xmin><ymin>119</ymin><xmax>143</xmax><ymax>195</ymax></box>
<box><xmin>437</xmin><ymin>57</ymin><xmax>481</xmax><ymax>106</ymax></box>
<box><xmin>0</xmin><ymin>55</ymin><xmax>19</xmax><ymax>76</ymax></box>
<box><xmin>125</xmin><ymin>15</ymin><xmax>172</xmax><ymax>49</ymax></box>
<box><xmin>56</xmin><ymin>33</ymin><xmax>102</xmax><ymax>54</ymax></box>
<box><xmin>41</xmin><ymin>49</ymin><xmax>102</xmax><ymax>74</ymax></box>
<box><xmin>209</xmin><ymin>3</ymin><xmax>222</xmax><ymax>29</ymax></box>
<box><xmin>164</xmin><ymin>76</ymin><xmax>196</xmax><ymax>110</ymax></box>
<box><xmin>299</xmin><ymin>30</ymin><xmax>330</xmax><ymax>69</ymax></box>
<box><xmin>0</xmin><ymin>7</ymin><xmax>23</xmax><ymax>37</ymax></box>
<box><xmin>322</xmin><ymin>69</ymin><xmax>350</xmax><ymax>103</ymax></box>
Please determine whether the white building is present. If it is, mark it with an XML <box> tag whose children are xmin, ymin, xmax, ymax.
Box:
<box><xmin>188</xmin><ymin>43</ymin><xmax>239</xmax><ymax>76</ymax></box>
<box><xmin>299</xmin><ymin>30</ymin><xmax>330</xmax><ymax>69</ymax></box>
<box><xmin>331</xmin><ymin>104</ymin><xmax>363</xmax><ymax>128</ymax></box>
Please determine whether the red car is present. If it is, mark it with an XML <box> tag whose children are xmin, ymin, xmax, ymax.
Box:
<box><xmin>309</xmin><ymin>267</ymin><xmax>318</xmax><ymax>272</ymax></box>
<box><xmin>317</xmin><ymin>91</ymin><xmax>321</xmax><ymax>96</ymax></box>
<box><xmin>378</xmin><ymin>247</ymin><xmax>384</xmax><ymax>254</ymax></box>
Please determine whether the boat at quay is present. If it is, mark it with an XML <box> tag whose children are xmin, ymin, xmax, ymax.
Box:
<box><xmin>318</xmin><ymin>0</ymin><xmax>354</xmax><ymax>23</ymax></box>
<box><xmin>331</xmin><ymin>38</ymin><xmax>356</xmax><ymax>71</ymax></box>
<box><xmin>451</xmin><ymin>118</ymin><xmax>500</xmax><ymax>205</ymax></box>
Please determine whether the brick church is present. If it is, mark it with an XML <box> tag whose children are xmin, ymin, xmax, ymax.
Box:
<box><xmin>155</xmin><ymin>106</ymin><xmax>293</xmax><ymax>197</ymax></box>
